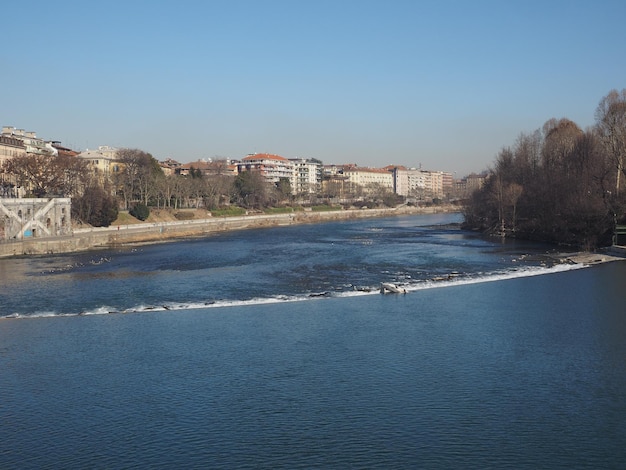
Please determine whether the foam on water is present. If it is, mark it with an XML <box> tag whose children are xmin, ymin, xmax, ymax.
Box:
<box><xmin>1</xmin><ymin>262</ymin><xmax>587</xmax><ymax>319</ymax></box>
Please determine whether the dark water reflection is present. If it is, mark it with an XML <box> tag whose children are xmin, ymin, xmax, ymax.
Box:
<box><xmin>2</xmin><ymin>214</ymin><xmax>625</xmax><ymax>468</ymax></box>
<box><xmin>2</xmin><ymin>261</ymin><xmax>626</xmax><ymax>468</ymax></box>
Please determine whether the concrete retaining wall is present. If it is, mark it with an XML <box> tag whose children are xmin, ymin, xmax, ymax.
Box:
<box><xmin>0</xmin><ymin>206</ymin><xmax>453</xmax><ymax>258</ymax></box>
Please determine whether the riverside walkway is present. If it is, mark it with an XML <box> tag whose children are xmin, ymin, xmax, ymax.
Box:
<box><xmin>0</xmin><ymin>206</ymin><xmax>440</xmax><ymax>258</ymax></box>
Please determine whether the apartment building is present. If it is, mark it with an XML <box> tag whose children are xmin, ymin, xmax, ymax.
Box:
<box><xmin>160</xmin><ymin>158</ymin><xmax>182</xmax><ymax>176</ymax></box>
<box><xmin>291</xmin><ymin>158</ymin><xmax>322</xmax><ymax>195</ymax></box>
<box><xmin>454</xmin><ymin>172</ymin><xmax>488</xmax><ymax>197</ymax></box>
<box><xmin>236</xmin><ymin>154</ymin><xmax>324</xmax><ymax>196</ymax></box>
<box><xmin>0</xmin><ymin>132</ymin><xmax>26</xmax><ymax>165</ymax></box>
<box><xmin>389</xmin><ymin>166</ymin><xmax>453</xmax><ymax>200</ymax></box>
<box><xmin>237</xmin><ymin>153</ymin><xmax>293</xmax><ymax>184</ymax></box>
<box><xmin>177</xmin><ymin>159</ymin><xmax>237</xmax><ymax>177</ymax></box>
<box><xmin>1</xmin><ymin>126</ymin><xmax>57</xmax><ymax>157</ymax></box>
<box><xmin>1</xmin><ymin>126</ymin><xmax>76</xmax><ymax>197</ymax></box>
<box><xmin>0</xmin><ymin>133</ymin><xmax>26</xmax><ymax>196</ymax></box>
<box><xmin>343</xmin><ymin>167</ymin><xmax>394</xmax><ymax>194</ymax></box>
<box><xmin>77</xmin><ymin>146</ymin><xmax>122</xmax><ymax>185</ymax></box>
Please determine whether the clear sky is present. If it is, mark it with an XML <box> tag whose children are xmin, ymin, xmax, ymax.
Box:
<box><xmin>3</xmin><ymin>0</ymin><xmax>625</xmax><ymax>176</ymax></box>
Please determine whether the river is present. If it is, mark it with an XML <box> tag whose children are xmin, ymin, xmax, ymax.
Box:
<box><xmin>1</xmin><ymin>213</ymin><xmax>625</xmax><ymax>468</ymax></box>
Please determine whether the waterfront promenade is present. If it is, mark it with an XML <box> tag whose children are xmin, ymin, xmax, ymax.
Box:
<box><xmin>0</xmin><ymin>205</ymin><xmax>449</xmax><ymax>258</ymax></box>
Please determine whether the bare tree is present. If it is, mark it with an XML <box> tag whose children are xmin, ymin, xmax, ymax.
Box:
<box><xmin>202</xmin><ymin>175</ymin><xmax>232</xmax><ymax>210</ymax></box>
<box><xmin>542</xmin><ymin>118</ymin><xmax>583</xmax><ymax>174</ymax></box>
<box><xmin>512</xmin><ymin>130</ymin><xmax>542</xmax><ymax>183</ymax></box>
<box><xmin>157</xmin><ymin>174</ymin><xmax>181</xmax><ymax>208</ymax></box>
<box><xmin>2</xmin><ymin>153</ymin><xmax>88</xmax><ymax>197</ymax></box>
<box><xmin>595</xmin><ymin>89</ymin><xmax>626</xmax><ymax>195</ymax></box>
<box><xmin>115</xmin><ymin>148</ymin><xmax>163</xmax><ymax>208</ymax></box>
<box><xmin>232</xmin><ymin>171</ymin><xmax>269</xmax><ymax>209</ymax></box>
<box><xmin>465</xmin><ymin>106</ymin><xmax>621</xmax><ymax>247</ymax></box>
<box><xmin>173</xmin><ymin>175</ymin><xmax>189</xmax><ymax>209</ymax></box>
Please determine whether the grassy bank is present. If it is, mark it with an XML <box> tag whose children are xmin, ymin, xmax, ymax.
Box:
<box><xmin>1</xmin><ymin>205</ymin><xmax>460</xmax><ymax>258</ymax></box>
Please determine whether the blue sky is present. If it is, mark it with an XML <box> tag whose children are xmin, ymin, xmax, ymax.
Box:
<box><xmin>3</xmin><ymin>0</ymin><xmax>625</xmax><ymax>176</ymax></box>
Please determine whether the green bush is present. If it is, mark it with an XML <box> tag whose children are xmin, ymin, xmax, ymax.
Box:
<box><xmin>129</xmin><ymin>203</ymin><xmax>150</xmax><ymax>221</ymax></box>
<box><xmin>311</xmin><ymin>205</ymin><xmax>342</xmax><ymax>212</ymax></box>
<box><xmin>211</xmin><ymin>207</ymin><xmax>247</xmax><ymax>217</ymax></box>
<box><xmin>264</xmin><ymin>207</ymin><xmax>301</xmax><ymax>214</ymax></box>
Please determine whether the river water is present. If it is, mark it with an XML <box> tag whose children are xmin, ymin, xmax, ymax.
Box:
<box><xmin>1</xmin><ymin>213</ymin><xmax>625</xmax><ymax>468</ymax></box>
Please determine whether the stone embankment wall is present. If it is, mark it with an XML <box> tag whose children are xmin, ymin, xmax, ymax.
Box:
<box><xmin>0</xmin><ymin>206</ymin><xmax>456</xmax><ymax>258</ymax></box>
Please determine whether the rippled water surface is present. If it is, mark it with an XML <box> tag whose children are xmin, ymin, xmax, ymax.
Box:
<box><xmin>1</xmin><ymin>213</ymin><xmax>625</xmax><ymax>468</ymax></box>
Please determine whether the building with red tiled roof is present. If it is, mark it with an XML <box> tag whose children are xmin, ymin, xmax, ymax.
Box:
<box><xmin>49</xmin><ymin>141</ymin><xmax>79</xmax><ymax>158</ymax></box>
<box><xmin>237</xmin><ymin>153</ymin><xmax>294</xmax><ymax>184</ymax></box>
<box><xmin>242</xmin><ymin>153</ymin><xmax>288</xmax><ymax>162</ymax></box>
<box><xmin>176</xmin><ymin>160</ymin><xmax>237</xmax><ymax>176</ymax></box>
<box><xmin>236</xmin><ymin>154</ymin><xmax>324</xmax><ymax>196</ymax></box>
<box><xmin>159</xmin><ymin>158</ymin><xmax>182</xmax><ymax>176</ymax></box>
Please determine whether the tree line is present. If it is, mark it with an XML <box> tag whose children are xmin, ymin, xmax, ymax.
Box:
<box><xmin>1</xmin><ymin>148</ymin><xmax>294</xmax><ymax>226</ymax></box>
<box><xmin>2</xmin><ymin>143</ymin><xmax>408</xmax><ymax>227</ymax></box>
<box><xmin>3</xmin><ymin>152</ymin><xmax>324</xmax><ymax>227</ymax></box>
<box><xmin>463</xmin><ymin>89</ymin><xmax>626</xmax><ymax>249</ymax></box>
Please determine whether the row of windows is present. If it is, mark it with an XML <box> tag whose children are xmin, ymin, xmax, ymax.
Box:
<box><xmin>9</xmin><ymin>206</ymin><xmax>66</xmax><ymax>219</ymax></box>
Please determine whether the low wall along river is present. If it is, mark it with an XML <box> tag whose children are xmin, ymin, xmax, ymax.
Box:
<box><xmin>0</xmin><ymin>206</ymin><xmax>450</xmax><ymax>258</ymax></box>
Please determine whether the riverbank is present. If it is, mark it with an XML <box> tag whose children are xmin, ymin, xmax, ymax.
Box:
<box><xmin>558</xmin><ymin>246</ymin><xmax>626</xmax><ymax>264</ymax></box>
<box><xmin>0</xmin><ymin>205</ymin><xmax>455</xmax><ymax>258</ymax></box>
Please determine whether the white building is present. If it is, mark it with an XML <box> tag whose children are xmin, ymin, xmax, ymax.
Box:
<box><xmin>237</xmin><ymin>154</ymin><xmax>294</xmax><ymax>184</ymax></box>
<box><xmin>290</xmin><ymin>158</ymin><xmax>322</xmax><ymax>195</ymax></box>
<box><xmin>391</xmin><ymin>167</ymin><xmax>449</xmax><ymax>200</ymax></box>
<box><xmin>1</xmin><ymin>127</ymin><xmax>54</xmax><ymax>156</ymax></box>
<box><xmin>344</xmin><ymin>167</ymin><xmax>394</xmax><ymax>194</ymax></box>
